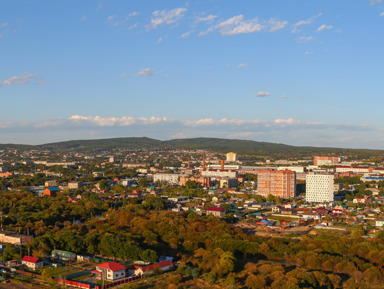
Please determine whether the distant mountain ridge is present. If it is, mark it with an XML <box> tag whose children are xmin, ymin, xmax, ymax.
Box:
<box><xmin>0</xmin><ymin>137</ymin><xmax>383</xmax><ymax>157</ymax></box>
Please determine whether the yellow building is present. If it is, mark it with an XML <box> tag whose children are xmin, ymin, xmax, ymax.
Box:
<box><xmin>226</xmin><ymin>152</ymin><xmax>237</xmax><ymax>162</ymax></box>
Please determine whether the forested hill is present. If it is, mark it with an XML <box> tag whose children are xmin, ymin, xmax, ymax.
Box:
<box><xmin>37</xmin><ymin>137</ymin><xmax>161</xmax><ymax>151</ymax></box>
<box><xmin>163</xmin><ymin>138</ymin><xmax>383</xmax><ymax>158</ymax></box>
<box><xmin>1</xmin><ymin>137</ymin><xmax>383</xmax><ymax>158</ymax></box>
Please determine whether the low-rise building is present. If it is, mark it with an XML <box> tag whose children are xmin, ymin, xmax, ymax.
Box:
<box><xmin>51</xmin><ymin>250</ymin><xmax>76</xmax><ymax>262</ymax></box>
<box><xmin>94</xmin><ymin>261</ymin><xmax>126</xmax><ymax>281</ymax></box>
<box><xmin>376</xmin><ymin>217</ymin><xmax>384</xmax><ymax>227</ymax></box>
<box><xmin>21</xmin><ymin>256</ymin><xmax>43</xmax><ymax>270</ymax></box>
<box><xmin>45</xmin><ymin>180</ymin><xmax>58</xmax><ymax>187</ymax></box>
<box><xmin>0</xmin><ymin>231</ymin><xmax>33</xmax><ymax>245</ymax></box>
<box><xmin>206</xmin><ymin>207</ymin><xmax>225</xmax><ymax>217</ymax></box>
<box><xmin>68</xmin><ymin>181</ymin><xmax>82</xmax><ymax>190</ymax></box>
<box><xmin>134</xmin><ymin>260</ymin><xmax>173</xmax><ymax>276</ymax></box>
<box><xmin>43</xmin><ymin>187</ymin><xmax>59</xmax><ymax>197</ymax></box>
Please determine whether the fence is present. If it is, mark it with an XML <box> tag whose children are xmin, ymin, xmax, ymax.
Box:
<box><xmin>94</xmin><ymin>275</ymin><xmax>142</xmax><ymax>289</ymax></box>
<box><xmin>56</xmin><ymin>279</ymin><xmax>91</xmax><ymax>289</ymax></box>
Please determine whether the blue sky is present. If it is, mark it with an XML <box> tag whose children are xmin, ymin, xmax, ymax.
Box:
<box><xmin>1</xmin><ymin>0</ymin><xmax>384</xmax><ymax>148</ymax></box>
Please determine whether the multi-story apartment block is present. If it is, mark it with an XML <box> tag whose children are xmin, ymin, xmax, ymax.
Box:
<box><xmin>306</xmin><ymin>173</ymin><xmax>334</xmax><ymax>203</ymax></box>
<box><xmin>314</xmin><ymin>156</ymin><xmax>340</xmax><ymax>166</ymax></box>
<box><xmin>153</xmin><ymin>173</ymin><xmax>180</xmax><ymax>185</ymax></box>
<box><xmin>226</xmin><ymin>152</ymin><xmax>237</xmax><ymax>162</ymax></box>
<box><xmin>257</xmin><ymin>170</ymin><xmax>296</xmax><ymax>198</ymax></box>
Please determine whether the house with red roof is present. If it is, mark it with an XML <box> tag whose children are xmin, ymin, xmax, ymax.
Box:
<box><xmin>206</xmin><ymin>207</ymin><xmax>225</xmax><ymax>217</ymax></box>
<box><xmin>21</xmin><ymin>256</ymin><xmax>43</xmax><ymax>270</ymax></box>
<box><xmin>93</xmin><ymin>261</ymin><xmax>126</xmax><ymax>281</ymax></box>
<box><xmin>134</xmin><ymin>260</ymin><xmax>173</xmax><ymax>276</ymax></box>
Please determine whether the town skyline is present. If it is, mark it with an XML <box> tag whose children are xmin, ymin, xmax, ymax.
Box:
<box><xmin>1</xmin><ymin>0</ymin><xmax>384</xmax><ymax>148</ymax></box>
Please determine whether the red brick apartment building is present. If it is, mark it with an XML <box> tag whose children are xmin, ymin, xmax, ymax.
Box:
<box><xmin>257</xmin><ymin>170</ymin><xmax>296</xmax><ymax>198</ymax></box>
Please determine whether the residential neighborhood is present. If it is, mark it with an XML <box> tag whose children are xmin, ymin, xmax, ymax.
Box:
<box><xmin>1</xmin><ymin>145</ymin><xmax>384</xmax><ymax>288</ymax></box>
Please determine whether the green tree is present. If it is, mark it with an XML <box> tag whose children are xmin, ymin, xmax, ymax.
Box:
<box><xmin>99</xmin><ymin>179</ymin><xmax>108</xmax><ymax>190</ymax></box>
<box><xmin>267</xmin><ymin>194</ymin><xmax>275</xmax><ymax>202</ymax></box>
<box><xmin>2</xmin><ymin>244</ymin><xmax>20</xmax><ymax>262</ymax></box>
<box><xmin>139</xmin><ymin>249</ymin><xmax>158</xmax><ymax>263</ymax></box>
<box><xmin>138</xmin><ymin>178</ymin><xmax>148</xmax><ymax>187</ymax></box>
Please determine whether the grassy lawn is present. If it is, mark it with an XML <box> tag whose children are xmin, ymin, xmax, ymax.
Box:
<box><xmin>41</xmin><ymin>267</ymin><xmax>78</xmax><ymax>278</ymax></box>
<box><xmin>71</xmin><ymin>273</ymin><xmax>92</xmax><ymax>281</ymax></box>
<box><xmin>96</xmin><ymin>279</ymin><xmax>111</xmax><ymax>285</ymax></box>
<box><xmin>267</xmin><ymin>215</ymin><xmax>300</xmax><ymax>222</ymax></box>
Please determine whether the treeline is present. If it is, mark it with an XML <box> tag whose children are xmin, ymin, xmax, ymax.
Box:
<box><xmin>2</xmin><ymin>191</ymin><xmax>384</xmax><ymax>288</ymax></box>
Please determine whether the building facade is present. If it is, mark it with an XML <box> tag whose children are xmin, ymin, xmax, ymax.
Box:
<box><xmin>226</xmin><ymin>152</ymin><xmax>237</xmax><ymax>162</ymax></box>
<box><xmin>95</xmin><ymin>261</ymin><xmax>126</xmax><ymax>281</ymax></box>
<box><xmin>257</xmin><ymin>170</ymin><xmax>296</xmax><ymax>198</ymax></box>
<box><xmin>22</xmin><ymin>256</ymin><xmax>43</xmax><ymax>270</ymax></box>
<box><xmin>0</xmin><ymin>231</ymin><xmax>34</xmax><ymax>245</ymax></box>
<box><xmin>314</xmin><ymin>156</ymin><xmax>340</xmax><ymax>166</ymax></box>
<box><xmin>306</xmin><ymin>174</ymin><xmax>334</xmax><ymax>203</ymax></box>
<box><xmin>153</xmin><ymin>173</ymin><xmax>180</xmax><ymax>185</ymax></box>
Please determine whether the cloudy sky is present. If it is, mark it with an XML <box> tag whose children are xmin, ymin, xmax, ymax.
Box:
<box><xmin>1</xmin><ymin>0</ymin><xmax>384</xmax><ymax>148</ymax></box>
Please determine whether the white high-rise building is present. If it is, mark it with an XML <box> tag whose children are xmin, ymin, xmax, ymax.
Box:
<box><xmin>306</xmin><ymin>174</ymin><xmax>334</xmax><ymax>203</ymax></box>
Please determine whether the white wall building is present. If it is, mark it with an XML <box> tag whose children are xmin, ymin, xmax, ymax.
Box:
<box><xmin>153</xmin><ymin>173</ymin><xmax>180</xmax><ymax>185</ymax></box>
<box><xmin>336</xmin><ymin>166</ymin><xmax>370</xmax><ymax>174</ymax></box>
<box><xmin>277</xmin><ymin>166</ymin><xmax>306</xmax><ymax>173</ymax></box>
<box><xmin>202</xmin><ymin>170</ymin><xmax>237</xmax><ymax>178</ymax></box>
<box><xmin>306</xmin><ymin>174</ymin><xmax>334</xmax><ymax>203</ymax></box>
<box><xmin>226</xmin><ymin>152</ymin><xmax>237</xmax><ymax>162</ymax></box>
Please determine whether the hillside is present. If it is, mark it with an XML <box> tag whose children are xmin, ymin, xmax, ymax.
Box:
<box><xmin>37</xmin><ymin>137</ymin><xmax>162</xmax><ymax>151</ymax></box>
<box><xmin>0</xmin><ymin>137</ymin><xmax>383</xmax><ymax>158</ymax></box>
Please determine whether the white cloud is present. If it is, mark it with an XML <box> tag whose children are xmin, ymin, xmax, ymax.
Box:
<box><xmin>292</xmin><ymin>13</ymin><xmax>322</xmax><ymax>33</ymax></box>
<box><xmin>200</xmin><ymin>15</ymin><xmax>287</xmax><ymax>36</ymax></box>
<box><xmin>134</xmin><ymin>68</ymin><xmax>154</xmax><ymax>77</ymax></box>
<box><xmin>0</xmin><ymin>73</ymin><xmax>38</xmax><ymax>86</ymax></box>
<box><xmin>268</xmin><ymin>18</ymin><xmax>289</xmax><ymax>32</ymax></box>
<box><xmin>128</xmin><ymin>23</ymin><xmax>138</xmax><ymax>30</ymax></box>
<box><xmin>81</xmin><ymin>16</ymin><xmax>87</xmax><ymax>21</ymax></box>
<box><xmin>380</xmin><ymin>11</ymin><xmax>384</xmax><ymax>16</ymax></box>
<box><xmin>0</xmin><ymin>23</ymin><xmax>8</xmax><ymax>28</ymax></box>
<box><xmin>215</xmin><ymin>15</ymin><xmax>264</xmax><ymax>36</ymax></box>
<box><xmin>128</xmin><ymin>12</ymin><xmax>140</xmax><ymax>17</ymax></box>
<box><xmin>238</xmin><ymin>63</ymin><xmax>248</xmax><ymax>68</ymax></box>
<box><xmin>195</xmin><ymin>15</ymin><xmax>217</xmax><ymax>24</ymax></box>
<box><xmin>255</xmin><ymin>91</ymin><xmax>271</xmax><ymax>97</ymax></box>
<box><xmin>274</xmin><ymin>118</ymin><xmax>300</xmax><ymax>126</ymax></box>
<box><xmin>317</xmin><ymin>24</ymin><xmax>333</xmax><ymax>31</ymax></box>
<box><xmin>297</xmin><ymin>36</ymin><xmax>316</xmax><ymax>43</ymax></box>
<box><xmin>280</xmin><ymin>95</ymin><xmax>288</xmax><ymax>99</ymax></box>
<box><xmin>181</xmin><ymin>30</ymin><xmax>194</xmax><ymax>38</ymax></box>
<box><xmin>370</xmin><ymin>0</ymin><xmax>382</xmax><ymax>4</ymax></box>
<box><xmin>150</xmin><ymin>8</ymin><xmax>187</xmax><ymax>29</ymax></box>
<box><xmin>0</xmin><ymin>115</ymin><xmax>376</xmax><ymax>148</ymax></box>
<box><xmin>69</xmin><ymin>115</ymin><xmax>172</xmax><ymax>127</ymax></box>
<box><xmin>121</xmin><ymin>73</ymin><xmax>127</xmax><ymax>78</ymax></box>
<box><xmin>109</xmin><ymin>12</ymin><xmax>139</xmax><ymax>27</ymax></box>
<box><xmin>108</xmin><ymin>15</ymin><xmax>117</xmax><ymax>21</ymax></box>
<box><xmin>157</xmin><ymin>37</ymin><xmax>163</xmax><ymax>44</ymax></box>
<box><xmin>304</xmin><ymin>51</ymin><xmax>313</xmax><ymax>55</ymax></box>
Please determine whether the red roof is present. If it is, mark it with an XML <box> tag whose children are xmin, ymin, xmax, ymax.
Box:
<box><xmin>140</xmin><ymin>260</ymin><xmax>172</xmax><ymax>272</ymax></box>
<box><xmin>97</xmin><ymin>261</ymin><xmax>126</xmax><ymax>272</ymax></box>
<box><xmin>206</xmin><ymin>207</ymin><xmax>224</xmax><ymax>212</ymax></box>
<box><xmin>22</xmin><ymin>256</ymin><xmax>39</xmax><ymax>263</ymax></box>
<box><xmin>91</xmin><ymin>270</ymin><xmax>102</xmax><ymax>274</ymax></box>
